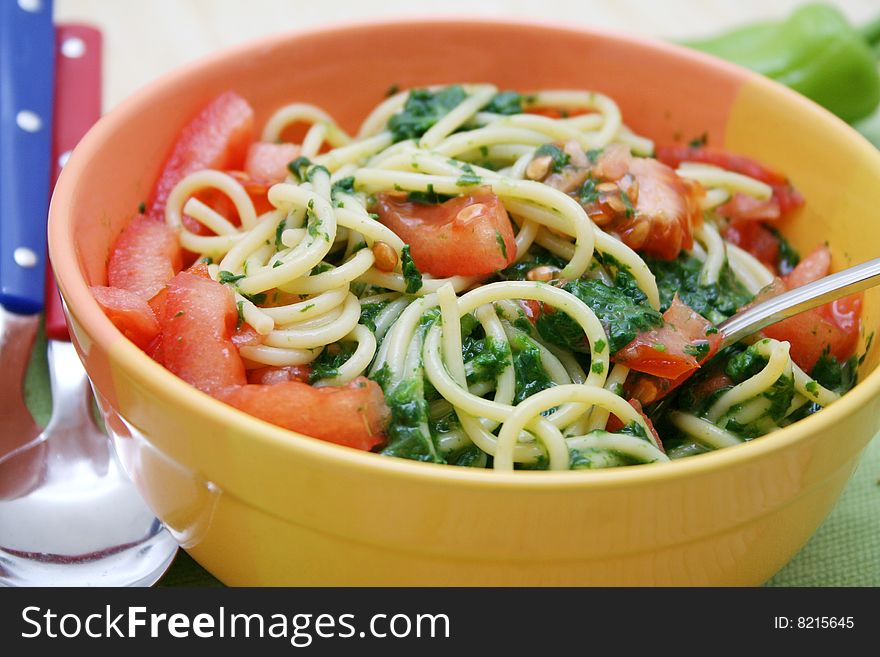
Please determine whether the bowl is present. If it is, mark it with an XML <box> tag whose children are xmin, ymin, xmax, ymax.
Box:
<box><xmin>49</xmin><ymin>18</ymin><xmax>880</xmax><ymax>585</ymax></box>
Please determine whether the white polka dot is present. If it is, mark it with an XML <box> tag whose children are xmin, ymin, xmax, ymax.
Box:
<box><xmin>61</xmin><ymin>37</ymin><xmax>86</xmax><ymax>59</ymax></box>
<box><xmin>16</xmin><ymin>110</ymin><xmax>42</xmax><ymax>133</ymax></box>
<box><xmin>13</xmin><ymin>247</ymin><xmax>38</xmax><ymax>268</ymax></box>
<box><xmin>17</xmin><ymin>0</ymin><xmax>42</xmax><ymax>12</ymax></box>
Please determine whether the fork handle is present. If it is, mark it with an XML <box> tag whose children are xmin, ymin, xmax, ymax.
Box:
<box><xmin>45</xmin><ymin>25</ymin><xmax>103</xmax><ymax>342</ymax></box>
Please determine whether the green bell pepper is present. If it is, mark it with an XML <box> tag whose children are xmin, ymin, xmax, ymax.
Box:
<box><xmin>684</xmin><ymin>3</ymin><xmax>880</xmax><ymax>124</ymax></box>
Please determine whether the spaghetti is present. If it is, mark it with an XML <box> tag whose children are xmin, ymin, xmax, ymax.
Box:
<box><xmin>95</xmin><ymin>85</ymin><xmax>862</xmax><ymax>471</ymax></box>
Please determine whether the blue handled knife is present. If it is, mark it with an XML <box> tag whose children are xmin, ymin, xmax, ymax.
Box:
<box><xmin>0</xmin><ymin>0</ymin><xmax>55</xmax><ymax>315</ymax></box>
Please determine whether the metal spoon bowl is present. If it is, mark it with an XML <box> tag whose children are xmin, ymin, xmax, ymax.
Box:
<box><xmin>0</xmin><ymin>19</ymin><xmax>177</xmax><ymax>588</ymax></box>
<box><xmin>0</xmin><ymin>333</ymin><xmax>178</xmax><ymax>587</ymax></box>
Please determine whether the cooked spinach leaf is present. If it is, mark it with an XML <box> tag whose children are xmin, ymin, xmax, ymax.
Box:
<box><xmin>496</xmin><ymin>246</ymin><xmax>566</xmax><ymax>281</ymax></box>
<box><xmin>407</xmin><ymin>184</ymin><xmax>453</xmax><ymax>204</ymax></box>
<box><xmin>360</xmin><ymin>301</ymin><xmax>390</xmax><ymax>333</ymax></box>
<box><xmin>536</xmin><ymin>279</ymin><xmax>663</xmax><ymax>354</ymax></box>
<box><xmin>484</xmin><ymin>91</ymin><xmax>523</xmax><ymax>115</ymax></box>
<box><xmin>646</xmin><ymin>253</ymin><xmax>753</xmax><ymax>323</ymax></box>
<box><xmin>309</xmin><ymin>342</ymin><xmax>357</xmax><ymax>383</ymax></box>
<box><xmin>463</xmin><ymin>336</ymin><xmax>511</xmax><ymax>385</ymax></box>
<box><xmin>509</xmin><ymin>331</ymin><xmax>555</xmax><ymax>404</ymax></box>
<box><xmin>388</xmin><ymin>86</ymin><xmax>467</xmax><ymax>142</ymax></box>
<box><xmin>401</xmin><ymin>245</ymin><xmax>423</xmax><ymax>294</ymax></box>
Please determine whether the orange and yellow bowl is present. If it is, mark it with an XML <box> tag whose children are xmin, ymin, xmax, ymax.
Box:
<box><xmin>49</xmin><ymin>19</ymin><xmax>880</xmax><ymax>585</ymax></box>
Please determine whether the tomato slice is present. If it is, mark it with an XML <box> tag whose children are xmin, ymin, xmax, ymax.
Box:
<box><xmin>756</xmin><ymin>247</ymin><xmax>862</xmax><ymax>370</ymax></box>
<box><xmin>246</xmin><ymin>365</ymin><xmax>312</xmax><ymax>385</ymax></box>
<box><xmin>655</xmin><ymin>146</ymin><xmax>785</xmax><ymax>184</ymax></box>
<box><xmin>154</xmin><ymin>271</ymin><xmax>389</xmax><ymax>450</ymax></box>
<box><xmin>518</xmin><ymin>299</ymin><xmax>542</xmax><ymax>323</ymax></box>
<box><xmin>147</xmin><ymin>91</ymin><xmax>254</xmax><ymax>221</ymax></box>
<box><xmin>784</xmin><ymin>245</ymin><xmax>830</xmax><ymax>288</ymax></box>
<box><xmin>231</xmin><ymin>322</ymin><xmax>262</xmax><ymax>348</ymax></box>
<box><xmin>615</xmin><ymin>295</ymin><xmax>721</xmax><ymax>379</ymax></box>
<box><xmin>224</xmin><ymin>171</ymin><xmax>276</xmax><ymax>216</ymax></box>
<box><xmin>761</xmin><ymin>309</ymin><xmax>853</xmax><ymax>372</ymax></box>
<box><xmin>723</xmin><ymin>219</ymin><xmax>779</xmax><ymax>270</ymax></box>
<box><xmin>820</xmin><ymin>294</ymin><xmax>862</xmax><ymax>338</ymax></box>
<box><xmin>90</xmin><ymin>285</ymin><xmax>160</xmax><ymax>350</ymax></box>
<box><xmin>108</xmin><ymin>213</ymin><xmax>183</xmax><ymax>300</ymax></box>
<box><xmin>373</xmin><ymin>192</ymin><xmax>516</xmax><ymax>277</ymax></box>
<box><xmin>147</xmin><ymin>287</ymin><xmax>168</xmax><ymax>325</ymax></box>
<box><xmin>688</xmin><ymin>368</ymin><xmax>734</xmax><ymax>406</ymax></box>
<box><xmin>244</xmin><ymin>142</ymin><xmax>300</xmax><ymax>185</ymax></box>
<box><xmin>217</xmin><ymin>377</ymin><xmax>388</xmax><ymax>451</ymax></box>
<box><xmin>655</xmin><ymin>146</ymin><xmax>805</xmax><ymax>216</ymax></box>
<box><xmin>605</xmin><ymin>398</ymin><xmax>664</xmax><ymax>451</ymax></box>
<box><xmin>160</xmin><ymin>269</ymin><xmax>247</xmax><ymax>393</ymax></box>
<box><xmin>716</xmin><ymin>193</ymin><xmax>781</xmax><ymax>222</ymax></box>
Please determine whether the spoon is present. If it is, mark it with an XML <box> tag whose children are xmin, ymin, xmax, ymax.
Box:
<box><xmin>0</xmin><ymin>22</ymin><xmax>178</xmax><ymax>587</ymax></box>
<box><xmin>717</xmin><ymin>257</ymin><xmax>880</xmax><ymax>350</ymax></box>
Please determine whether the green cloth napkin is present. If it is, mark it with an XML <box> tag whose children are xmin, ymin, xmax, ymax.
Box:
<box><xmin>25</xmin><ymin>323</ymin><xmax>880</xmax><ymax>587</ymax></box>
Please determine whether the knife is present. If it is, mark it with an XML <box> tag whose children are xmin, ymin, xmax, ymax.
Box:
<box><xmin>0</xmin><ymin>0</ymin><xmax>55</xmax><ymax>496</ymax></box>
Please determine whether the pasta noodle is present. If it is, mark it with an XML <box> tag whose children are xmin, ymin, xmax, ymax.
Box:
<box><xmin>99</xmin><ymin>83</ymin><xmax>856</xmax><ymax>472</ymax></box>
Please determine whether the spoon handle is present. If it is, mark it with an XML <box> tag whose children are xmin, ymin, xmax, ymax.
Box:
<box><xmin>717</xmin><ymin>257</ymin><xmax>880</xmax><ymax>351</ymax></box>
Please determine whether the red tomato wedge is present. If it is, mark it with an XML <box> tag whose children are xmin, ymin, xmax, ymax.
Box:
<box><xmin>186</xmin><ymin>262</ymin><xmax>212</xmax><ymax>279</ymax></box>
<box><xmin>244</xmin><ymin>142</ymin><xmax>300</xmax><ymax>184</ymax></box>
<box><xmin>160</xmin><ymin>269</ymin><xmax>247</xmax><ymax>393</ymax></box>
<box><xmin>518</xmin><ymin>299</ymin><xmax>542</xmax><ymax>324</ymax></box>
<box><xmin>90</xmin><ymin>285</ymin><xmax>160</xmax><ymax>350</ymax></box>
<box><xmin>217</xmin><ymin>378</ymin><xmax>388</xmax><ymax>451</ymax></box>
<box><xmin>147</xmin><ymin>287</ymin><xmax>168</xmax><ymax>326</ymax></box>
<box><xmin>615</xmin><ymin>296</ymin><xmax>721</xmax><ymax>379</ymax></box>
<box><xmin>655</xmin><ymin>146</ymin><xmax>805</xmax><ymax>216</ymax></box>
<box><xmin>141</xmin><ymin>267</ymin><xmax>389</xmax><ymax>451</ymax></box>
<box><xmin>656</xmin><ymin>146</ymin><xmax>786</xmax><ymax>184</ymax></box>
<box><xmin>716</xmin><ymin>193</ymin><xmax>781</xmax><ymax>222</ymax></box>
<box><xmin>626</xmin><ymin>373</ymin><xmax>680</xmax><ymax>408</ymax></box>
<box><xmin>688</xmin><ymin>368</ymin><xmax>734</xmax><ymax>406</ymax></box>
<box><xmin>108</xmin><ymin>213</ymin><xmax>183</xmax><ymax>300</ymax></box>
<box><xmin>756</xmin><ymin>246</ymin><xmax>862</xmax><ymax>370</ymax></box>
<box><xmin>784</xmin><ymin>245</ymin><xmax>830</xmax><ymax>288</ymax></box>
<box><xmin>373</xmin><ymin>192</ymin><xmax>516</xmax><ymax>277</ymax></box>
<box><xmin>177</xmin><ymin>174</ymin><xmax>271</xmax><ymax>237</ymax></box>
<box><xmin>761</xmin><ymin>300</ymin><xmax>855</xmax><ymax>371</ymax></box>
<box><xmin>201</xmin><ymin>170</ymin><xmax>275</xmax><ymax>218</ymax></box>
<box><xmin>820</xmin><ymin>294</ymin><xmax>862</xmax><ymax>340</ymax></box>
<box><xmin>188</xmin><ymin>187</ymin><xmax>238</xmax><ymax>233</ymax></box>
<box><xmin>231</xmin><ymin>322</ymin><xmax>262</xmax><ymax>348</ymax></box>
<box><xmin>723</xmin><ymin>219</ymin><xmax>779</xmax><ymax>270</ymax></box>
<box><xmin>147</xmin><ymin>91</ymin><xmax>254</xmax><ymax>221</ymax></box>
<box><xmin>605</xmin><ymin>398</ymin><xmax>664</xmax><ymax>451</ymax></box>
<box><xmin>246</xmin><ymin>365</ymin><xmax>312</xmax><ymax>385</ymax></box>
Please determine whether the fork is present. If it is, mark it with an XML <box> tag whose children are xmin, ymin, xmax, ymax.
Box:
<box><xmin>0</xmin><ymin>16</ymin><xmax>178</xmax><ymax>587</ymax></box>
